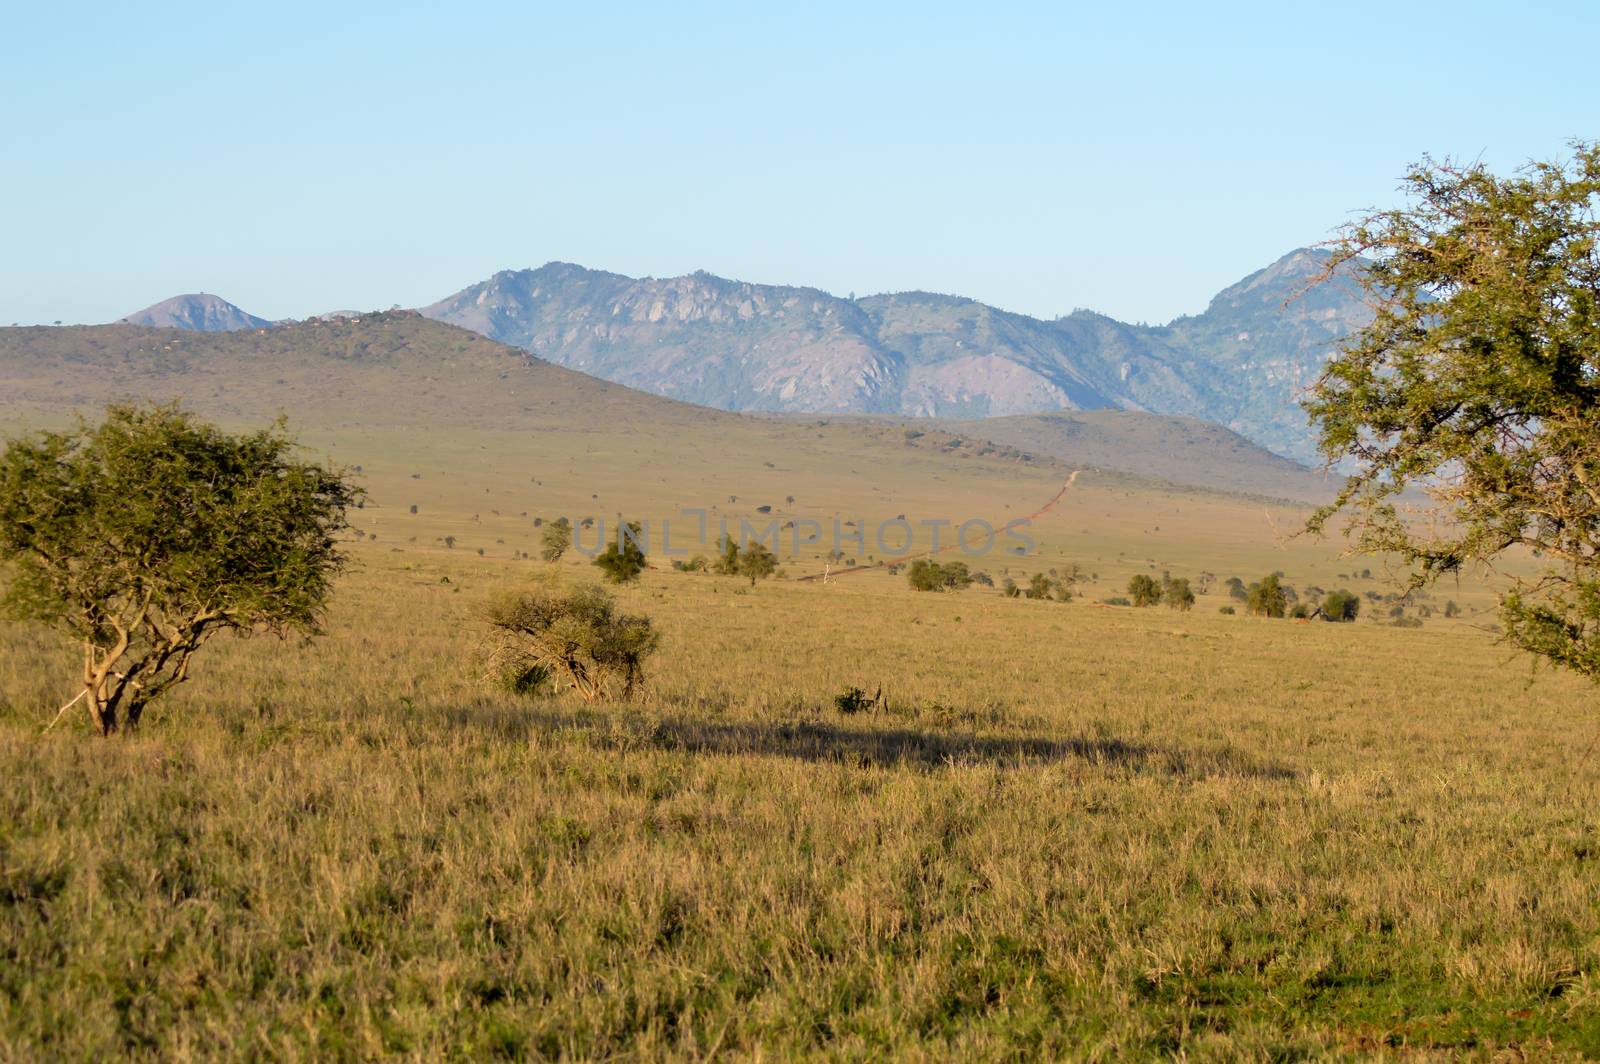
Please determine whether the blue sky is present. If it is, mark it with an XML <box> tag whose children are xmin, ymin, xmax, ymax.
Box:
<box><xmin>3</xmin><ymin>1</ymin><xmax>1595</xmax><ymax>327</ymax></box>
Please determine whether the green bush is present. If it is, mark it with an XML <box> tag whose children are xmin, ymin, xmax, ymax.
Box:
<box><xmin>1246</xmin><ymin>574</ymin><xmax>1289</xmax><ymax>618</ymax></box>
<box><xmin>484</xmin><ymin>582</ymin><xmax>658</xmax><ymax>702</ymax></box>
<box><xmin>593</xmin><ymin>522</ymin><xmax>647</xmax><ymax>584</ymax></box>
<box><xmin>540</xmin><ymin>518</ymin><xmax>572</xmax><ymax>562</ymax></box>
<box><xmin>907</xmin><ymin>559</ymin><xmax>973</xmax><ymax>592</ymax></box>
<box><xmin>1164</xmin><ymin>577</ymin><xmax>1195</xmax><ymax>611</ymax></box>
<box><xmin>1128</xmin><ymin>574</ymin><xmax>1162</xmax><ymax>607</ymax></box>
<box><xmin>1321</xmin><ymin>589</ymin><xmax>1361</xmax><ymax>622</ymax></box>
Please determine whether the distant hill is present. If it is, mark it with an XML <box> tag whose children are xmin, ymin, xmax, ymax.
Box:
<box><xmin>923</xmin><ymin>410</ymin><xmax>1334</xmax><ymax>502</ymax></box>
<box><xmin>0</xmin><ymin>317</ymin><xmax>1330</xmax><ymax>502</ymax></box>
<box><xmin>419</xmin><ymin>249</ymin><xmax>1365</xmax><ymax>463</ymax></box>
<box><xmin>118</xmin><ymin>293</ymin><xmax>273</xmax><ymax>332</ymax></box>
<box><xmin>0</xmin><ymin>313</ymin><xmax>720</xmax><ymax>432</ymax></box>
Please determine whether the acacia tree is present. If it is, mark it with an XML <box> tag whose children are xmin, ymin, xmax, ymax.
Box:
<box><xmin>0</xmin><ymin>404</ymin><xmax>359</xmax><ymax>734</ymax></box>
<box><xmin>593</xmin><ymin>521</ymin><xmax>647</xmax><ymax>583</ymax></box>
<box><xmin>540</xmin><ymin>518</ymin><xmax>572</xmax><ymax>562</ymax></box>
<box><xmin>738</xmin><ymin>541</ymin><xmax>778</xmax><ymax>586</ymax></box>
<box><xmin>1127</xmin><ymin>574</ymin><xmax>1161</xmax><ymax>607</ymax></box>
<box><xmin>1164</xmin><ymin>577</ymin><xmax>1195</xmax><ymax>611</ymax></box>
<box><xmin>1307</xmin><ymin>144</ymin><xmax>1600</xmax><ymax>677</ymax></box>
<box><xmin>1245</xmin><ymin>574</ymin><xmax>1288</xmax><ymax>618</ymax></box>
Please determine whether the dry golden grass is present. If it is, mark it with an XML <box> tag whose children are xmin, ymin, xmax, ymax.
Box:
<box><xmin>0</xmin><ymin>361</ymin><xmax>1580</xmax><ymax>1057</ymax></box>
<box><xmin>3</xmin><ymin>542</ymin><xmax>1598</xmax><ymax>1060</ymax></box>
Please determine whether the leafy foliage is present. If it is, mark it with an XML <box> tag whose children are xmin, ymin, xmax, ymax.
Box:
<box><xmin>1321</xmin><ymin>590</ymin><xmax>1361</xmax><ymax>622</ymax></box>
<box><xmin>483</xmin><ymin>581</ymin><xmax>658</xmax><ymax>702</ymax></box>
<box><xmin>1307</xmin><ymin>143</ymin><xmax>1600</xmax><ymax>680</ymax></box>
<box><xmin>906</xmin><ymin>559</ymin><xmax>972</xmax><ymax>592</ymax></box>
<box><xmin>0</xmin><ymin>403</ymin><xmax>359</xmax><ymax>733</ymax></box>
<box><xmin>592</xmin><ymin>522</ymin><xmax>647</xmax><ymax>584</ymax></box>
<box><xmin>1246</xmin><ymin>574</ymin><xmax>1289</xmax><ymax>619</ymax></box>
<box><xmin>714</xmin><ymin>534</ymin><xmax>741</xmax><ymax>576</ymax></box>
<box><xmin>540</xmin><ymin>518</ymin><xmax>572</xmax><ymax>562</ymax></box>
<box><xmin>737</xmin><ymin>542</ymin><xmax>778</xmax><ymax>587</ymax></box>
<box><xmin>1163</xmin><ymin>577</ymin><xmax>1195</xmax><ymax>611</ymax></box>
<box><xmin>1127</xmin><ymin>575</ymin><xmax>1162</xmax><ymax>607</ymax></box>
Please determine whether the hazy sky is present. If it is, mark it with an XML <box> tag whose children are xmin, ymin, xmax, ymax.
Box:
<box><xmin>4</xmin><ymin>1</ymin><xmax>1596</xmax><ymax>327</ymax></box>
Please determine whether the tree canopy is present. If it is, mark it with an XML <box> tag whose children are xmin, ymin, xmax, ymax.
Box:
<box><xmin>592</xmin><ymin>521</ymin><xmax>647</xmax><ymax>584</ymax></box>
<box><xmin>0</xmin><ymin>404</ymin><xmax>359</xmax><ymax>733</ymax></box>
<box><xmin>1306</xmin><ymin>143</ymin><xmax>1600</xmax><ymax>678</ymax></box>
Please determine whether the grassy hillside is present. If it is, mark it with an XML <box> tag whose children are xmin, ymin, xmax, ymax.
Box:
<box><xmin>0</xmin><ymin>317</ymin><xmax>1349</xmax><ymax>583</ymax></box>
<box><xmin>925</xmin><ymin>410</ymin><xmax>1336</xmax><ymax>503</ymax></box>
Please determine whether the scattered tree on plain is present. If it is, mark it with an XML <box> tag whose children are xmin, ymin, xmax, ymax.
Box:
<box><xmin>714</xmin><ymin>534</ymin><xmax>741</xmax><ymax>576</ymax></box>
<box><xmin>1007</xmin><ymin>572</ymin><xmax>1072</xmax><ymax>601</ymax></box>
<box><xmin>1128</xmin><ymin>574</ymin><xmax>1162</xmax><ymax>607</ymax></box>
<box><xmin>593</xmin><ymin>521</ymin><xmax>647</xmax><ymax>583</ymax></box>
<box><xmin>1246</xmin><ymin>574</ymin><xmax>1289</xmax><ymax>618</ymax></box>
<box><xmin>738</xmin><ymin>541</ymin><xmax>778</xmax><ymax>586</ymax></box>
<box><xmin>907</xmin><ymin>559</ymin><xmax>972</xmax><ymax>592</ymax></box>
<box><xmin>0</xmin><ymin>403</ymin><xmax>359</xmax><ymax>734</ymax></box>
<box><xmin>1307</xmin><ymin>143</ymin><xmax>1600</xmax><ymax>679</ymax></box>
<box><xmin>1321</xmin><ymin>589</ymin><xmax>1361</xmax><ymax>622</ymax></box>
<box><xmin>1164</xmin><ymin>577</ymin><xmax>1195</xmax><ymax>611</ymax></box>
<box><xmin>541</xmin><ymin>518</ymin><xmax>572</xmax><ymax>562</ymax></box>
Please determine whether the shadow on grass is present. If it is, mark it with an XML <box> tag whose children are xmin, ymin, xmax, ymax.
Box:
<box><xmin>445</xmin><ymin>705</ymin><xmax>1297</xmax><ymax>780</ymax></box>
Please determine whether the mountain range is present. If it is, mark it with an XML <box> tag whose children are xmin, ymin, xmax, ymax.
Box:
<box><xmin>111</xmin><ymin>250</ymin><xmax>1368</xmax><ymax>463</ymax></box>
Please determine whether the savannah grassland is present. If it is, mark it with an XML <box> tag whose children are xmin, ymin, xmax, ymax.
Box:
<box><xmin>3</xmin><ymin>322</ymin><xmax>1600</xmax><ymax>1059</ymax></box>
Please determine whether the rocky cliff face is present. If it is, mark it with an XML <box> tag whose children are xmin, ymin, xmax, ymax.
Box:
<box><xmin>416</xmin><ymin>248</ymin><xmax>1367</xmax><ymax>463</ymax></box>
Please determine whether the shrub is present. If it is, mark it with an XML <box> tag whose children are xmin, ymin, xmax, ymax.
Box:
<box><xmin>592</xmin><ymin>522</ymin><xmax>647</xmax><ymax>584</ymax></box>
<box><xmin>1246</xmin><ymin>574</ymin><xmax>1288</xmax><ymax>618</ymax></box>
<box><xmin>1164</xmin><ymin>577</ymin><xmax>1195</xmax><ymax>611</ymax></box>
<box><xmin>483</xmin><ymin>582</ymin><xmax>658</xmax><ymax>702</ymax></box>
<box><xmin>1444</xmin><ymin>600</ymin><xmax>1461</xmax><ymax>618</ymax></box>
<box><xmin>0</xmin><ymin>403</ymin><xmax>359</xmax><ymax>734</ymax></box>
<box><xmin>834</xmin><ymin>686</ymin><xmax>880</xmax><ymax>714</ymax></box>
<box><xmin>907</xmin><ymin>559</ymin><xmax>972</xmax><ymax>592</ymax></box>
<box><xmin>738</xmin><ymin>541</ymin><xmax>778</xmax><ymax>586</ymax></box>
<box><xmin>540</xmin><ymin>518</ymin><xmax>572</xmax><ymax>562</ymax></box>
<box><xmin>1321</xmin><ymin>589</ymin><xmax>1361</xmax><ymax>622</ymax></box>
<box><xmin>714</xmin><ymin>534</ymin><xmax>740</xmax><ymax>576</ymax></box>
<box><xmin>1219</xmin><ymin>605</ymin><xmax>1236</xmax><ymax>615</ymax></box>
<box><xmin>1001</xmin><ymin>578</ymin><xmax>1021</xmax><ymax>598</ymax></box>
<box><xmin>1128</xmin><ymin>574</ymin><xmax>1162</xmax><ymax>607</ymax></box>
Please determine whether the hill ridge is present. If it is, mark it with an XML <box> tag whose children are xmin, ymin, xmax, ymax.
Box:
<box><xmin>418</xmin><ymin>249</ymin><xmax>1363</xmax><ymax>462</ymax></box>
